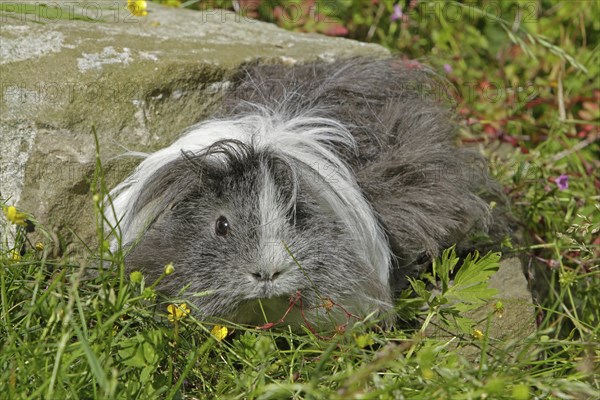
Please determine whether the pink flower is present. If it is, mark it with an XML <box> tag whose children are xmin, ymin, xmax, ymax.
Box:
<box><xmin>443</xmin><ymin>63</ymin><xmax>453</xmax><ymax>74</ymax></box>
<box><xmin>391</xmin><ymin>3</ymin><xmax>403</xmax><ymax>21</ymax></box>
<box><xmin>556</xmin><ymin>174</ymin><xmax>569</xmax><ymax>190</ymax></box>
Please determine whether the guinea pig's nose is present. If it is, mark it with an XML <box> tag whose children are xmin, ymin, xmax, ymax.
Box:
<box><xmin>250</xmin><ymin>270</ymin><xmax>283</xmax><ymax>282</ymax></box>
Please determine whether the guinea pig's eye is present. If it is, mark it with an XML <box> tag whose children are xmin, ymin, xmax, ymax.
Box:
<box><xmin>215</xmin><ymin>216</ymin><xmax>230</xmax><ymax>237</ymax></box>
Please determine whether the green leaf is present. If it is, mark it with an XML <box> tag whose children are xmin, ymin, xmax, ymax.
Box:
<box><xmin>118</xmin><ymin>338</ymin><xmax>147</xmax><ymax>368</ymax></box>
<box><xmin>409</xmin><ymin>277</ymin><xmax>430</xmax><ymax>302</ymax></box>
<box><xmin>451</xmin><ymin>288</ymin><xmax>499</xmax><ymax>312</ymax></box>
<box><xmin>452</xmin><ymin>315</ymin><xmax>475</xmax><ymax>335</ymax></box>
<box><xmin>452</xmin><ymin>251</ymin><xmax>500</xmax><ymax>289</ymax></box>
<box><xmin>433</xmin><ymin>246</ymin><xmax>459</xmax><ymax>293</ymax></box>
<box><xmin>425</xmin><ymin>249</ymin><xmax>502</xmax><ymax>333</ymax></box>
<box><xmin>117</xmin><ymin>330</ymin><xmax>161</xmax><ymax>369</ymax></box>
<box><xmin>71</xmin><ymin>321</ymin><xmax>108</xmax><ymax>389</ymax></box>
<box><xmin>442</xmin><ymin>252</ymin><xmax>500</xmax><ymax>314</ymax></box>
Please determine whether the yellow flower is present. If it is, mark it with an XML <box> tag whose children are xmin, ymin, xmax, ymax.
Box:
<box><xmin>10</xmin><ymin>251</ymin><xmax>21</xmax><ymax>262</ymax></box>
<box><xmin>3</xmin><ymin>206</ymin><xmax>28</xmax><ymax>226</ymax></box>
<box><xmin>127</xmin><ymin>0</ymin><xmax>148</xmax><ymax>17</ymax></box>
<box><xmin>211</xmin><ymin>325</ymin><xmax>228</xmax><ymax>341</ymax></box>
<box><xmin>167</xmin><ymin>303</ymin><xmax>190</xmax><ymax>323</ymax></box>
<box><xmin>35</xmin><ymin>242</ymin><xmax>45</xmax><ymax>251</ymax></box>
<box><xmin>164</xmin><ymin>262</ymin><xmax>175</xmax><ymax>275</ymax></box>
<box><xmin>472</xmin><ymin>329</ymin><xmax>484</xmax><ymax>340</ymax></box>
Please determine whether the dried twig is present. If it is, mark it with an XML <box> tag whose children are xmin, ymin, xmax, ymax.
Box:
<box><xmin>551</xmin><ymin>132</ymin><xmax>599</xmax><ymax>163</ymax></box>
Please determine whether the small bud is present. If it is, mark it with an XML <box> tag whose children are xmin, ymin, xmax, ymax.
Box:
<box><xmin>92</xmin><ymin>194</ymin><xmax>101</xmax><ymax>203</ymax></box>
<box><xmin>512</xmin><ymin>384</ymin><xmax>530</xmax><ymax>400</ymax></box>
<box><xmin>494</xmin><ymin>301</ymin><xmax>505</xmax><ymax>317</ymax></box>
<box><xmin>422</xmin><ymin>368</ymin><xmax>434</xmax><ymax>379</ymax></box>
<box><xmin>142</xmin><ymin>288</ymin><xmax>156</xmax><ymax>299</ymax></box>
<box><xmin>322</xmin><ymin>298</ymin><xmax>334</xmax><ymax>311</ymax></box>
<box><xmin>129</xmin><ymin>271</ymin><xmax>143</xmax><ymax>283</ymax></box>
<box><xmin>35</xmin><ymin>242</ymin><xmax>45</xmax><ymax>251</ymax></box>
<box><xmin>164</xmin><ymin>262</ymin><xmax>175</xmax><ymax>275</ymax></box>
<box><xmin>355</xmin><ymin>334</ymin><xmax>375</xmax><ymax>349</ymax></box>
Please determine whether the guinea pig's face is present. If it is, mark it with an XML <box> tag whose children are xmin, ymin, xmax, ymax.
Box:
<box><xmin>124</xmin><ymin>144</ymin><xmax>380</xmax><ymax>325</ymax></box>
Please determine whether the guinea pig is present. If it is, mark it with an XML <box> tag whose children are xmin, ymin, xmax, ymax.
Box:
<box><xmin>106</xmin><ymin>58</ymin><xmax>511</xmax><ymax>327</ymax></box>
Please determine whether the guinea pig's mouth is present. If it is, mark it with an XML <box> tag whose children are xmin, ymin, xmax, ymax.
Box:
<box><xmin>247</xmin><ymin>279</ymin><xmax>299</xmax><ymax>300</ymax></box>
<box><xmin>232</xmin><ymin>296</ymin><xmax>305</xmax><ymax>326</ymax></box>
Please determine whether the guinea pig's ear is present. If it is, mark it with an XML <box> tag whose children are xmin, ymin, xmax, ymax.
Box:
<box><xmin>122</xmin><ymin>152</ymin><xmax>210</xmax><ymax>245</ymax></box>
<box><xmin>266</xmin><ymin>156</ymin><xmax>299</xmax><ymax>215</ymax></box>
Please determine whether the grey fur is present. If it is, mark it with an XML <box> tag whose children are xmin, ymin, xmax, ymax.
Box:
<box><xmin>222</xmin><ymin>58</ymin><xmax>513</xmax><ymax>290</ymax></box>
<box><xmin>112</xmin><ymin>57</ymin><xmax>513</xmax><ymax>326</ymax></box>
<box><xmin>124</xmin><ymin>140</ymin><xmax>390</xmax><ymax>325</ymax></box>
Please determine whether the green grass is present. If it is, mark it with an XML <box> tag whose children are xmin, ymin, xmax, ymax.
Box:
<box><xmin>2</xmin><ymin>1</ymin><xmax>599</xmax><ymax>399</ymax></box>
<box><xmin>1</xmin><ymin>221</ymin><xmax>597</xmax><ymax>399</ymax></box>
<box><xmin>0</xmin><ymin>223</ymin><xmax>596</xmax><ymax>399</ymax></box>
